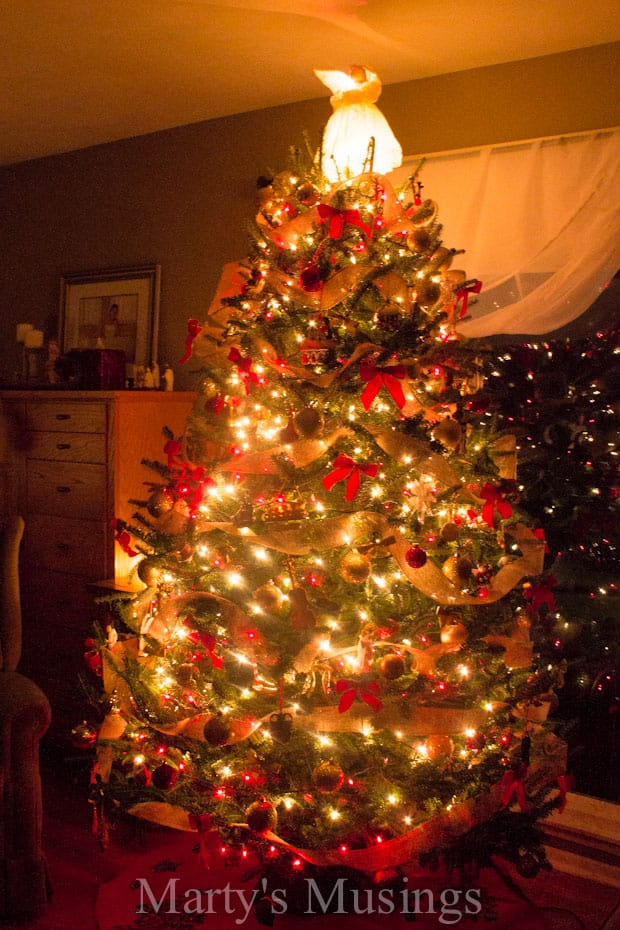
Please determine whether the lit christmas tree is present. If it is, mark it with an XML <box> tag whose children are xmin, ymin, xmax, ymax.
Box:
<box><xmin>89</xmin><ymin>67</ymin><xmax>568</xmax><ymax>903</ymax></box>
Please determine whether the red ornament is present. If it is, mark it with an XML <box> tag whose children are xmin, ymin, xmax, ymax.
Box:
<box><xmin>405</xmin><ymin>545</ymin><xmax>427</xmax><ymax>569</ymax></box>
<box><xmin>300</xmin><ymin>264</ymin><xmax>323</xmax><ymax>292</ymax></box>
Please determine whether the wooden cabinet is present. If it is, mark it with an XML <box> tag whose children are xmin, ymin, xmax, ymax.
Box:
<box><xmin>0</xmin><ymin>390</ymin><xmax>195</xmax><ymax>741</ymax></box>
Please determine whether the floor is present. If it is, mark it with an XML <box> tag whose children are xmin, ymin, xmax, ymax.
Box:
<box><xmin>2</xmin><ymin>747</ymin><xmax>618</xmax><ymax>930</ymax></box>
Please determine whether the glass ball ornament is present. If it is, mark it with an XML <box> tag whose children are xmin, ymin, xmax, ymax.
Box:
<box><xmin>137</xmin><ymin>558</ymin><xmax>162</xmax><ymax>587</ymax></box>
<box><xmin>246</xmin><ymin>798</ymin><xmax>278</xmax><ymax>834</ymax></box>
<box><xmin>312</xmin><ymin>761</ymin><xmax>344</xmax><ymax>793</ymax></box>
<box><xmin>405</xmin><ymin>544</ymin><xmax>427</xmax><ymax>569</ymax></box>
<box><xmin>70</xmin><ymin>720</ymin><xmax>98</xmax><ymax>750</ymax></box>
<box><xmin>340</xmin><ymin>550</ymin><xmax>372</xmax><ymax>584</ymax></box>
<box><xmin>146</xmin><ymin>488</ymin><xmax>174</xmax><ymax>518</ymax></box>
<box><xmin>151</xmin><ymin>761</ymin><xmax>178</xmax><ymax>790</ymax></box>
<box><xmin>203</xmin><ymin>715</ymin><xmax>233</xmax><ymax>747</ymax></box>
<box><xmin>439</xmin><ymin>622</ymin><xmax>468</xmax><ymax>645</ymax></box>
<box><xmin>425</xmin><ymin>734</ymin><xmax>454</xmax><ymax>761</ymax></box>
<box><xmin>378</xmin><ymin>653</ymin><xmax>405</xmax><ymax>680</ymax></box>
<box><xmin>442</xmin><ymin>554</ymin><xmax>473</xmax><ymax>585</ymax></box>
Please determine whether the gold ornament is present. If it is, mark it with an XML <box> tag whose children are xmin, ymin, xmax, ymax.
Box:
<box><xmin>425</xmin><ymin>734</ymin><xmax>454</xmax><ymax>761</ymax></box>
<box><xmin>441</xmin><ymin>554</ymin><xmax>473</xmax><ymax>585</ymax></box>
<box><xmin>432</xmin><ymin>418</ymin><xmax>463</xmax><ymax>451</ymax></box>
<box><xmin>378</xmin><ymin>653</ymin><xmax>405</xmax><ymax>680</ymax></box>
<box><xmin>203</xmin><ymin>715</ymin><xmax>232</xmax><ymax>746</ymax></box>
<box><xmin>146</xmin><ymin>488</ymin><xmax>174</xmax><ymax>518</ymax></box>
<box><xmin>415</xmin><ymin>279</ymin><xmax>442</xmax><ymax>309</ymax></box>
<box><xmin>340</xmin><ymin>550</ymin><xmax>372</xmax><ymax>584</ymax></box>
<box><xmin>253</xmin><ymin>583</ymin><xmax>283</xmax><ymax>613</ymax></box>
<box><xmin>296</xmin><ymin>181</ymin><xmax>320</xmax><ymax>207</ymax></box>
<box><xmin>406</xmin><ymin>227</ymin><xmax>432</xmax><ymax>253</ymax></box>
<box><xmin>430</xmin><ymin>246</ymin><xmax>453</xmax><ymax>272</ymax></box>
<box><xmin>137</xmin><ymin>558</ymin><xmax>162</xmax><ymax>587</ymax></box>
<box><xmin>246</xmin><ymin>799</ymin><xmax>278</xmax><ymax>834</ymax></box>
<box><xmin>439</xmin><ymin>622</ymin><xmax>468</xmax><ymax>646</ymax></box>
<box><xmin>440</xmin><ymin>522</ymin><xmax>460</xmax><ymax>543</ymax></box>
<box><xmin>312</xmin><ymin>761</ymin><xmax>344</xmax><ymax>793</ymax></box>
<box><xmin>294</xmin><ymin>407</ymin><xmax>324</xmax><ymax>439</ymax></box>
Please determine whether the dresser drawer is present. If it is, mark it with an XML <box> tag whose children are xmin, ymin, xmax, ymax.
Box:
<box><xmin>26</xmin><ymin>401</ymin><xmax>107</xmax><ymax>433</ymax></box>
<box><xmin>26</xmin><ymin>460</ymin><xmax>107</xmax><ymax>518</ymax></box>
<box><xmin>23</xmin><ymin>514</ymin><xmax>107</xmax><ymax>576</ymax></box>
<box><xmin>26</xmin><ymin>429</ymin><xmax>107</xmax><ymax>463</ymax></box>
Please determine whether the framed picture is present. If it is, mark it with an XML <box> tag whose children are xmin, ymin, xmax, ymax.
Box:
<box><xmin>59</xmin><ymin>264</ymin><xmax>160</xmax><ymax>367</ymax></box>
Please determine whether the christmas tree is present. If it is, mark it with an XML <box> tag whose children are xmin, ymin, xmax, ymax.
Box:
<box><xmin>89</xmin><ymin>67</ymin><xmax>567</xmax><ymax>898</ymax></box>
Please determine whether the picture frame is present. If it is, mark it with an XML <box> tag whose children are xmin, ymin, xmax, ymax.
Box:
<box><xmin>59</xmin><ymin>264</ymin><xmax>160</xmax><ymax>368</ymax></box>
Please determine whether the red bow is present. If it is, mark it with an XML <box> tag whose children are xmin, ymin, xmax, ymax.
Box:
<box><xmin>323</xmin><ymin>454</ymin><xmax>379</xmax><ymax>501</ymax></box>
<box><xmin>318</xmin><ymin>203</ymin><xmax>371</xmax><ymax>239</ymax></box>
<box><xmin>480</xmin><ymin>482</ymin><xmax>513</xmax><ymax>527</ymax></box>
<box><xmin>360</xmin><ymin>362</ymin><xmax>407</xmax><ymax>411</ymax></box>
<box><xmin>500</xmin><ymin>766</ymin><xmax>529</xmax><ymax>812</ymax></box>
<box><xmin>111</xmin><ymin>518</ymin><xmax>138</xmax><ymax>557</ymax></box>
<box><xmin>174</xmin><ymin>464</ymin><xmax>216</xmax><ymax>515</ymax></box>
<box><xmin>524</xmin><ymin>575</ymin><xmax>557</xmax><ymax>613</ymax></box>
<box><xmin>164</xmin><ymin>438</ymin><xmax>183</xmax><ymax>469</ymax></box>
<box><xmin>455</xmin><ymin>279</ymin><xmax>482</xmax><ymax>318</ymax></box>
<box><xmin>336</xmin><ymin>678</ymin><xmax>383</xmax><ymax>713</ymax></box>
<box><xmin>179</xmin><ymin>318</ymin><xmax>202</xmax><ymax>364</ymax></box>
<box><xmin>186</xmin><ymin>622</ymin><xmax>223</xmax><ymax>669</ymax></box>
<box><xmin>228</xmin><ymin>347</ymin><xmax>261</xmax><ymax>394</ymax></box>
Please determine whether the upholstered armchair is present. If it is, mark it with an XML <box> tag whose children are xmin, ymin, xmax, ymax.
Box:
<box><xmin>0</xmin><ymin>515</ymin><xmax>51</xmax><ymax>919</ymax></box>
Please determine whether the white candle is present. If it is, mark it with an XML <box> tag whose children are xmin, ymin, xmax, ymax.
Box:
<box><xmin>24</xmin><ymin>329</ymin><xmax>44</xmax><ymax>348</ymax></box>
<box><xmin>16</xmin><ymin>323</ymin><xmax>34</xmax><ymax>343</ymax></box>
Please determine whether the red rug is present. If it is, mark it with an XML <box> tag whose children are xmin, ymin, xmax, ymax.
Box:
<box><xmin>96</xmin><ymin>832</ymin><xmax>550</xmax><ymax>929</ymax></box>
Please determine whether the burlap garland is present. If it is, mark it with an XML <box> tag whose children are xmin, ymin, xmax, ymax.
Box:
<box><xmin>125</xmin><ymin>731</ymin><xmax>567</xmax><ymax>874</ymax></box>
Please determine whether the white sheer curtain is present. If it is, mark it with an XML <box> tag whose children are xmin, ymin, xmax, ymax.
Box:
<box><xmin>392</xmin><ymin>129</ymin><xmax>620</xmax><ymax>336</ymax></box>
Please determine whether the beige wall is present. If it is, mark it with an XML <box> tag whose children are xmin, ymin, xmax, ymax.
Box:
<box><xmin>1</xmin><ymin>42</ymin><xmax>618</xmax><ymax>389</ymax></box>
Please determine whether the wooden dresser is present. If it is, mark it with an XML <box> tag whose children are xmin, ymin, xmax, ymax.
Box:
<box><xmin>0</xmin><ymin>390</ymin><xmax>195</xmax><ymax>742</ymax></box>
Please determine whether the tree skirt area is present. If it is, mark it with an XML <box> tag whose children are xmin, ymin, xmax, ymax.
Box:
<box><xmin>96</xmin><ymin>830</ymin><xmax>550</xmax><ymax>930</ymax></box>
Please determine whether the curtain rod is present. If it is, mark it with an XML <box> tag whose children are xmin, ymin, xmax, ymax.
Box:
<box><xmin>403</xmin><ymin>126</ymin><xmax>620</xmax><ymax>164</ymax></box>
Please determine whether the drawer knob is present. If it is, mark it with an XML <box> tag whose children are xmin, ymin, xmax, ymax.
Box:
<box><xmin>56</xmin><ymin>486</ymin><xmax>71</xmax><ymax>494</ymax></box>
<box><xmin>56</xmin><ymin>542</ymin><xmax>70</xmax><ymax>552</ymax></box>
<box><xmin>55</xmin><ymin>413</ymin><xmax>71</xmax><ymax>421</ymax></box>
<box><xmin>56</xmin><ymin>442</ymin><xmax>72</xmax><ymax>450</ymax></box>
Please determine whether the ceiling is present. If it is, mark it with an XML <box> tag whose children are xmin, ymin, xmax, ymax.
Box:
<box><xmin>3</xmin><ymin>0</ymin><xmax>620</xmax><ymax>166</ymax></box>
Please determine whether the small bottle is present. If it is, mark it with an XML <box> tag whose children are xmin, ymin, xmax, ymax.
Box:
<box><xmin>163</xmin><ymin>365</ymin><xmax>174</xmax><ymax>391</ymax></box>
<box><xmin>151</xmin><ymin>361</ymin><xmax>160</xmax><ymax>390</ymax></box>
<box><xmin>144</xmin><ymin>367</ymin><xmax>154</xmax><ymax>389</ymax></box>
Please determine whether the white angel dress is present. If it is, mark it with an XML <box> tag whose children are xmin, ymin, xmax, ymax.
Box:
<box><xmin>315</xmin><ymin>66</ymin><xmax>402</xmax><ymax>183</ymax></box>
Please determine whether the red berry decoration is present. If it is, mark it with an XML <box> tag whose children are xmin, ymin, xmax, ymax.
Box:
<box><xmin>405</xmin><ymin>545</ymin><xmax>427</xmax><ymax>569</ymax></box>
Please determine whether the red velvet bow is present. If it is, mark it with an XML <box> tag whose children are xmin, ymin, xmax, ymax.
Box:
<box><xmin>179</xmin><ymin>318</ymin><xmax>202</xmax><ymax>364</ymax></box>
<box><xmin>228</xmin><ymin>347</ymin><xmax>261</xmax><ymax>394</ymax></box>
<box><xmin>336</xmin><ymin>678</ymin><xmax>383</xmax><ymax>713</ymax></box>
<box><xmin>500</xmin><ymin>766</ymin><xmax>529</xmax><ymax>812</ymax></box>
<box><xmin>111</xmin><ymin>518</ymin><xmax>139</xmax><ymax>557</ymax></box>
<box><xmin>360</xmin><ymin>362</ymin><xmax>407</xmax><ymax>411</ymax></box>
<box><xmin>318</xmin><ymin>203</ymin><xmax>372</xmax><ymax>239</ymax></box>
<box><xmin>455</xmin><ymin>279</ymin><xmax>483</xmax><ymax>318</ymax></box>
<box><xmin>480</xmin><ymin>482</ymin><xmax>513</xmax><ymax>527</ymax></box>
<box><xmin>532</xmin><ymin>528</ymin><xmax>551</xmax><ymax>554</ymax></box>
<box><xmin>323</xmin><ymin>454</ymin><xmax>379</xmax><ymax>501</ymax></box>
<box><xmin>524</xmin><ymin>575</ymin><xmax>557</xmax><ymax>613</ymax></box>
<box><xmin>164</xmin><ymin>438</ymin><xmax>183</xmax><ymax>469</ymax></box>
<box><xmin>186</xmin><ymin>622</ymin><xmax>223</xmax><ymax>669</ymax></box>
<box><xmin>175</xmin><ymin>464</ymin><xmax>216</xmax><ymax>515</ymax></box>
